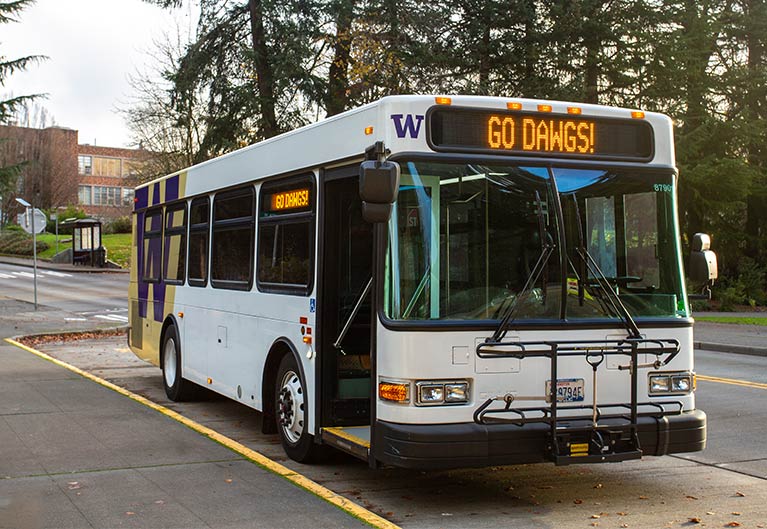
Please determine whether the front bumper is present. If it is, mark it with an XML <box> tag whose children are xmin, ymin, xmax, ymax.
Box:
<box><xmin>373</xmin><ymin>409</ymin><xmax>706</xmax><ymax>469</ymax></box>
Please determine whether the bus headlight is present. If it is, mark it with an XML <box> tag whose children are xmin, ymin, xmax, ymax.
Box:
<box><xmin>649</xmin><ymin>372</ymin><xmax>693</xmax><ymax>395</ymax></box>
<box><xmin>416</xmin><ymin>380</ymin><xmax>470</xmax><ymax>405</ymax></box>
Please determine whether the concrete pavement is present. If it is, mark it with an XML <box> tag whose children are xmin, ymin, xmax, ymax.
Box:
<box><xmin>0</xmin><ymin>302</ymin><xmax>369</xmax><ymax>529</ymax></box>
<box><xmin>693</xmin><ymin>311</ymin><xmax>767</xmax><ymax>356</ymax></box>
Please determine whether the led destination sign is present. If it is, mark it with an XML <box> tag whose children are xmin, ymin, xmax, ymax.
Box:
<box><xmin>429</xmin><ymin>107</ymin><xmax>653</xmax><ymax>161</ymax></box>
<box><xmin>267</xmin><ymin>188</ymin><xmax>310</xmax><ymax>212</ymax></box>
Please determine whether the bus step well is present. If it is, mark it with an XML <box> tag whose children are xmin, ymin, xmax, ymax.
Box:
<box><xmin>473</xmin><ymin>337</ymin><xmax>683</xmax><ymax>465</ymax></box>
<box><xmin>321</xmin><ymin>426</ymin><xmax>370</xmax><ymax>462</ymax></box>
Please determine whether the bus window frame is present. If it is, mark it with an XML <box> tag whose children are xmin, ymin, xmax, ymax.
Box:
<box><xmin>210</xmin><ymin>186</ymin><xmax>256</xmax><ymax>292</ymax></box>
<box><xmin>188</xmin><ymin>196</ymin><xmax>211</xmax><ymax>288</ymax></box>
<box><xmin>256</xmin><ymin>172</ymin><xmax>316</xmax><ymax>296</ymax></box>
<box><xmin>163</xmin><ymin>200</ymin><xmax>188</xmax><ymax>286</ymax></box>
<box><xmin>142</xmin><ymin>206</ymin><xmax>163</xmax><ymax>284</ymax></box>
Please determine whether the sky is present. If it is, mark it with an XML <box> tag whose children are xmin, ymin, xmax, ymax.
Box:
<box><xmin>2</xmin><ymin>0</ymin><xmax>197</xmax><ymax>148</ymax></box>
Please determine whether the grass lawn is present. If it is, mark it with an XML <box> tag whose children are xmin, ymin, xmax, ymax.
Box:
<box><xmin>695</xmin><ymin>316</ymin><xmax>767</xmax><ymax>326</ymax></box>
<box><xmin>35</xmin><ymin>232</ymin><xmax>132</xmax><ymax>268</ymax></box>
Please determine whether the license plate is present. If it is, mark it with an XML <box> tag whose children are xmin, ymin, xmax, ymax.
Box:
<box><xmin>545</xmin><ymin>378</ymin><xmax>585</xmax><ymax>402</ymax></box>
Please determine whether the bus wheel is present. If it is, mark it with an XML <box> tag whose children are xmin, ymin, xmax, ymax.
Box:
<box><xmin>162</xmin><ymin>325</ymin><xmax>196</xmax><ymax>401</ymax></box>
<box><xmin>275</xmin><ymin>354</ymin><xmax>317</xmax><ymax>462</ymax></box>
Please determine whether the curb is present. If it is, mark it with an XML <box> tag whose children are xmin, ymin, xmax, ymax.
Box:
<box><xmin>694</xmin><ymin>341</ymin><xmax>767</xmax><ymax>357</ymax></box>
<box><xmin>4</xmin><ymin>334</ymin><xmax>400</xmax><ymax>529</ymax></box>
<box><xmin>0</xmin><ymin>256</ymin><xmax>128</xmax><ymax>274</ymax></box>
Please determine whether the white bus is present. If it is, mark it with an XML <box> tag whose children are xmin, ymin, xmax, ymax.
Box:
<box><xmin>129</xmin><ymin>95</ymin><xmax>717</xmax><ymax>468</ymax></box>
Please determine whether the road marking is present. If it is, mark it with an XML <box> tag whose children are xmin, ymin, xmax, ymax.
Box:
<box><xmin>65</xmin><ymin>317</ymin><xmax>88</xmax><ymax>322</ymax></box>
<box><xmin>4</xmin><ymin>337</ymin><xmax>400</xmax><ymax>529</ymax></box>
<box><xmin>12</xmin><ymin>271</ymin><xmax>34</xmax><ymax>278</ymax></box>
<box><xmin>94</xmin><ymin>314</ymin><xmax>129</xmax><ymax>322</ymax></box>
<box><xmin>698</xmin><ymin>374</ymin><xmax>767</xmax><ymax>390</ymax></box>
<box><xmin>42</xmin><ymin>271</ymin><xmax>72</xmax><ymax>277</ymax></box>
<box><xmin>0</xmin><ymin>273</ymin><xmax>13</xmax><ymax>279</ymax></box>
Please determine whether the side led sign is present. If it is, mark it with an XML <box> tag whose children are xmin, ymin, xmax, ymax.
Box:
<box><xmin>429</xmin><ymin>107</ymin><xmax>653</xmax><ymax>161</ymax></box>
<box><xmin>268</xmin><ymin>188</ymin><xmax>310</xmax><ymax>212</ymax></box>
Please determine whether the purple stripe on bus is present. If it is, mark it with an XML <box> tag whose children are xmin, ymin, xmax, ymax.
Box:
<box><xmin>135</xmin><ymin>187</ymin><xmax>148</xmax><ymax>211</ymax></box>
<box><xmin>166</xmin><ymin>175</ymin><xmax>179</xmax><ymax>202</ymax></box>
<box><xmin>150</xmin><ymin>180</ymin><xmax>166</xmax><ymax>323</ymax></box>
<box><xmin>137</xmin><ymin>211</ymin><xmax>148</xmax><ymax>318</ymax></box>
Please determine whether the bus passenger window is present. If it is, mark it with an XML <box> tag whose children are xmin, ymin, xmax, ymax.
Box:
<box><xmin>188</xmin><ymin>197</ymin><xmax>210</xmax><ymax>287</ymax></box>
<box><xmin>142</xmin><ymin>208</ymin><xmax>162</xmax><ymax>282</ymax></box>
<box><xmin>211</xmin><ymin>187</ymin><xmax>255</xmax><ymax>290</ymax></box>
<box><xmin>164</xmin><ymin>204</ymin><xmax>187</xmax><ymax>284</ymax></box>
<box><xmin>257</xmin><ymin>175</ymin><xmax>315</xmax><ymax>295</ymax></box>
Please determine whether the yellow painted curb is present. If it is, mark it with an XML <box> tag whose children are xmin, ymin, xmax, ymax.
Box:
<box><xmin>697</xmin><ymin>373</ymin><xmax>767</xmax><ymax>391</ymax></box>
<box><xmin>4</xmin><ymin>337</ymin><xmax>400</xmax><ymax>529</ymax></box>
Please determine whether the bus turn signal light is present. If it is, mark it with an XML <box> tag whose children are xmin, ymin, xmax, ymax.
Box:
<box><xmin>379</xmin><ymin>381</ymin><xmax>409</xmax><ymax>402</ymax></box>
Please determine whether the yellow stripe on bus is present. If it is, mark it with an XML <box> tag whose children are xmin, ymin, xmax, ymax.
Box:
<box><xmin>697</xmin><ymin>374</ymin><xmax>767</xmax><ymax>391</ymax></box>
<box><xmin>4</xmin><ymin>338</ymin><xmax>400</xmax><ymax>529</ymax></box>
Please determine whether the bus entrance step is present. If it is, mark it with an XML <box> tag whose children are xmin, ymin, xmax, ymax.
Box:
<box><xmin>320</xmin><ymin>426</ymin><xmax>370</xmax><ymax>462</ymax></box>
<box><xmin>552</xmin><ymin>449</ymin><xmax>642</xmax><ymax>466</ymax></box>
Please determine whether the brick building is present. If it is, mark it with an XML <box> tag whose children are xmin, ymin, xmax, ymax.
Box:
<box><xmin>0</xmin><ymin>124</ymin><xmax>146</xmax><ymax>221</ymax></box>
<box><xmin>76</xmin><ymin>145</ymin><xmax>146</xmax><ymax>218</ymax></box>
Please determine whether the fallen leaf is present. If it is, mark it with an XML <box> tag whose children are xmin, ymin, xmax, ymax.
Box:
<box><xmin>574</xmin><ymin>499</ymin><xmax>583</xmax><ymax>505</ymax></box>
<box><xmin>639</xmin><ymin>495</ymin><xmax>648</xmax><ymax>500</ymax></box>
<box><xmin>620</xmin><ymin>524</ymin><xmax>629</xmax><ymax>528</ymax></box>
<box><xmin>536</xmin><ymin>485</ymin><xmax>553</xmax><ymax>490</ymax></box>
<box><xmin>594</xmin><ymin>483</ymin><xmax>603</xmax><ymax>489</ymax></box>
<box><xmin>225</xmin><ymin>479</ymin><xmax>233</xmax><ymax>483</ymax></box>
<box><xmin>725</xmin><ymin>523</ymin><xmax>741</xmax><ymax>528</ymax></box>
<box><xmin>688</xmin><ymin>518</ymin><xmax>701</xmax><ymax>524</ymax></box>
<box><xmin>591</xmin><ymin>523</ymin><xmax>599</xmax><ymax>527</ymax></box>
<box><xmin>154</xmin><ymin>500</ymin><xmax>164</xmax><ymax>505</ymax></box>
<box><xmin>731</xmin><ymin>512</ymin><xmax>741</xmax><ymax>516</ymax></box>
<box><xmin>735</xmin><ymin>491</ymin><xmax>745</xmax><ymax>497</ymax></box>
<box><xmin>617</xmin><ymin>511</ymin><xmax>628</xmax><ymax>516</ymax></box>
<box><xmin>591</xmin><ymin>514</ymin><xmax>601</xmax><ymax>519</ymax></box>
<box><xmin>706</xmin><ymin>512</ymin><xmax>716</xmax><ymax>515</ymax></box>
<box><xmin>125</xmin><ymin>512</ymin><xmax>135</xmax><ymax>516</ymax></box>
<box><xmin>441</xmin><ymin>513</ymin><xmax>453</xmax><ymax>516</ymax></box>
<box><xmin>686</xmin><ymin>495</ymin><xmax>699</xmax><ymax>500</ymax></box>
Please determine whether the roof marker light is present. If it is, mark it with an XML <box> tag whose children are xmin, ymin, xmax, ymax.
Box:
<box><xmin>538</xmin><ymin>104</ymin><xmax>553</xmax><ymax>112</ymax></box>
<box><xmin>567</xmin><ymin>106</ymin><xmax>582</xmax><ymax>115</ymax></box>
<box><xmin>507</xmin><ymin>101</ymin><xmax>523</xmax><ymax>111</ymax></box>
<box><xmin>364</xmin><ymin>126</ymin><xmax>374</xmax><ymax>135</ymax></box>
<box><xmin>632</xmin><ymin>111</ymin><xmax>646</xmax><ymax>119</ymax></box>
<box><xmin>435</xmin><ymin>97</ymin><xmax>452</xmax><ymax>105</ymax></box>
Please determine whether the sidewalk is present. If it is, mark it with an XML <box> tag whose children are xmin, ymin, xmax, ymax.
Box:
<box><xmin>693</xmin><ymin>311</ymin><xmax>767</xmax><ymax>357</ymax></box>
<box><xmin>0</xmin><ymin>254</ymin><xmax>128</xmax><ymax>273</ymax></box>
<box><xmin>0</xmin><ymin>334</ymin><xmax>366</xmax><ymax>529</ymax></box>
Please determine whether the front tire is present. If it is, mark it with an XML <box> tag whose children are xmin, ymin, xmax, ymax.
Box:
<box><xmin>275</xmin><ymin>354</ymin><xmax>318</xmax><ymax>462</ymax></box>
<box><xmin>162</xmin><ymin>325</ymin><xmax>197</xmax><ymax>401</ymax></box>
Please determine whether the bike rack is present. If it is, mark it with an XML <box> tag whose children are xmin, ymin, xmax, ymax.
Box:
<box><xmin>473</xmin><ymin>338</ymin><xmax>683</xmax><ymax>464</ymax></box>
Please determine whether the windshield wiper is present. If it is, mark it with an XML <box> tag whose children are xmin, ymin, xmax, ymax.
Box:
<box><xmin>488</xmin><ymin>191</ymin><xmax>554</xmax><ymax>343</ymax></box>
<box><xmin>571</xmin><ymin>196</ymin><xmax>641</xmax><ymax>339</ymax></box>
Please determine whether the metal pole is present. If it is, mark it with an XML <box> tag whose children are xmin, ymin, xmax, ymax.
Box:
<box><xmin>55</xmin><ymin>214</ymin><xmax>59</xmax><ymax>255</ymax></box>
<box><xmin>30</xmin><ymin>206</ymin><xmax>38</xmax><ymax>310</ymax></box>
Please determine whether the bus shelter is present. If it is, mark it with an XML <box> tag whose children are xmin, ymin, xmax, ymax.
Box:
<box><xmin>59</xmin><ymin>218</ymin><xmax>106</xmax><ymax>267</ymax></box>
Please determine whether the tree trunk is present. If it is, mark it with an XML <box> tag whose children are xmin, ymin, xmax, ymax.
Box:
<box><xmin>249</xmin><ymin>0</ymin><xmax>279</xmax><ymax>138</ymax></box>
<box><xmin>326</xmin><ymin>0</ymin><xmax>356</xmax><ymax>117</ymax></box>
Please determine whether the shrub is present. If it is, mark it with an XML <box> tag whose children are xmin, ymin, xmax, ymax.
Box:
<box><xmin>104</xmin><ymin>216</ymin><xmax>132</xmax><ymax>234</ymax></box>
<box><xmin>737</xmin><ymin>258</ymin><xmax>767</xmax><ymax>306</ymax></box>
<box><xmin>47</xmin><ymin>206</ymin><xmax>87</xmax><ymax>233</ymax></box>
<box><xmin>0</xmin><ymin>231</ymin><xmax>49</xmax><ymax>256</ymax></box>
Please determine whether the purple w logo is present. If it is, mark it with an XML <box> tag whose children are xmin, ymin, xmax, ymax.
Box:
<box><xmin>391</xmin><ymin>114</ymin><xmax>424</xmax><ymax>139</ymax></box>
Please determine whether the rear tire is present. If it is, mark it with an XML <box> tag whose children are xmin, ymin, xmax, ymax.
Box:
<box><xmin>275</xmin><ymin>354</ymin><xmax>319</xmax><ymax>462</ymax></box>
<box><xmin>162</xmin><ymin>325</ymin><xmax>197</xmax><ymax>401</ymax></box>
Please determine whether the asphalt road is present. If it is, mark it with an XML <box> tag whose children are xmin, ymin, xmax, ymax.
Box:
<box><xmin>0</xmin><ymin>262</ymin><xmax>128</xmax><ymax>323</ymax></box>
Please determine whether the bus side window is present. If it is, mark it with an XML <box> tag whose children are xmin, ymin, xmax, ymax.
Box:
<box><xmin>142</xmin><ymin>208</ymin><xmax>162</xmax><ymax>283</ymax></box>
<box><xmin>256</xmin><ymin>174</ymin><xmax>315</xmax><ymax>295</ymax></box>
<box><xmin>164</xmin><ymin>203</ymin><xmax>187</xmax><ymax>285</ymax></box>
<box><xmin>188</xmin><ymin>197</ymin><xmax>210</xmax><ymax>287</ymax></box>
<box><xmin>211</xmin><ymin>187</ymin><xmax>256</xmax><ymax>290</ymax></box>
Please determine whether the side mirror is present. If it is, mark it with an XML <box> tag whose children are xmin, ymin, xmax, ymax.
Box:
<box><xmin>359</xmin><ymin>160</ymin><xmax>400</xmax><ymax>223</ymax></box>
<box><xmin>689</xmin><ymin>233</ymin><xmax>718</xmax><ymax>299</ymax></box>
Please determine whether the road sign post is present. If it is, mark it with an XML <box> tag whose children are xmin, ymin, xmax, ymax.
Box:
<box><xmin>15</xmin><ymin>198</ymin><xmax>38</xmax><ymax>310</ymax></box>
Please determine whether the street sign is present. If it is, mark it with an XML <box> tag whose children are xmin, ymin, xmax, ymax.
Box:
<box><xmin>17</xmin><ymin>208</ymin><xmax>47</xmax><ymax>234</ymax></box>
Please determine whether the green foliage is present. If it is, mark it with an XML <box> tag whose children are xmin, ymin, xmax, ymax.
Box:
<box><xmin>137</xmin><ymin>0</ymin><xmax>767</xmax><ymax>307</ymax></box>
<box><xmin>104</xmin><ymin>216</ymin><xmax>132</xmax><ymax>234</ymax></box>
<box><xmin>0</xmin><ymin>229</ymin><xmax>49</xmax><ymax>256</ymax></box>
<box><xmin>45</xmin><ymin>206</ymin><xmax>87</xmax><ymax>233</ymax></box>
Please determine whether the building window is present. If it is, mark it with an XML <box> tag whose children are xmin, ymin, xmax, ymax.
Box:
<box><xmin>122</xmin><ymin>188</ymin><xmax>135</xmax><ymax>206</ymax></box>
<box><xmin>211</xmin><ymin>187</ymin><xmax>255</xmax><ymax>290</ymax></box>
<box><xmin>78</xmin><ymin>155</ymin><xmax>92</xmax><ymax>175</ymax></box>
<box><xmin>93</xmin><ymin>186</ymin><xmax>122</xmax><ymax>206</ymax></box>
<box><xmin>93</xmin><ymin>157</ymin><xmax>121</xmax><ymax>177</ymax></box>
<box><xmin>188</xmin><ymin>197</ymin><xmax>210</xmax><ymax>287</ymax></box>
<box><xmin>78</xmin><ymin>185</ymin><xmax>92</xmax><ymax>205</ymax></box>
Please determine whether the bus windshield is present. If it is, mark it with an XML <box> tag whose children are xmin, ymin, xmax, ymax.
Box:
<box><xmin>384</xmin><ymin>160</ymin><xmax>688</xmax><ymax>323</ymax></box>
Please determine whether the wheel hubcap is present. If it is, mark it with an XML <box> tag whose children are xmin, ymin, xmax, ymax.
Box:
<box><xmin>163</xmin><ymin>338</ymin><xmax>177</xmax><ymax>388</ymax></box>
<box><xmin>277</xmin><ymin>370</ymin><xmax>305</xmax><ymax>444</ymax></box>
